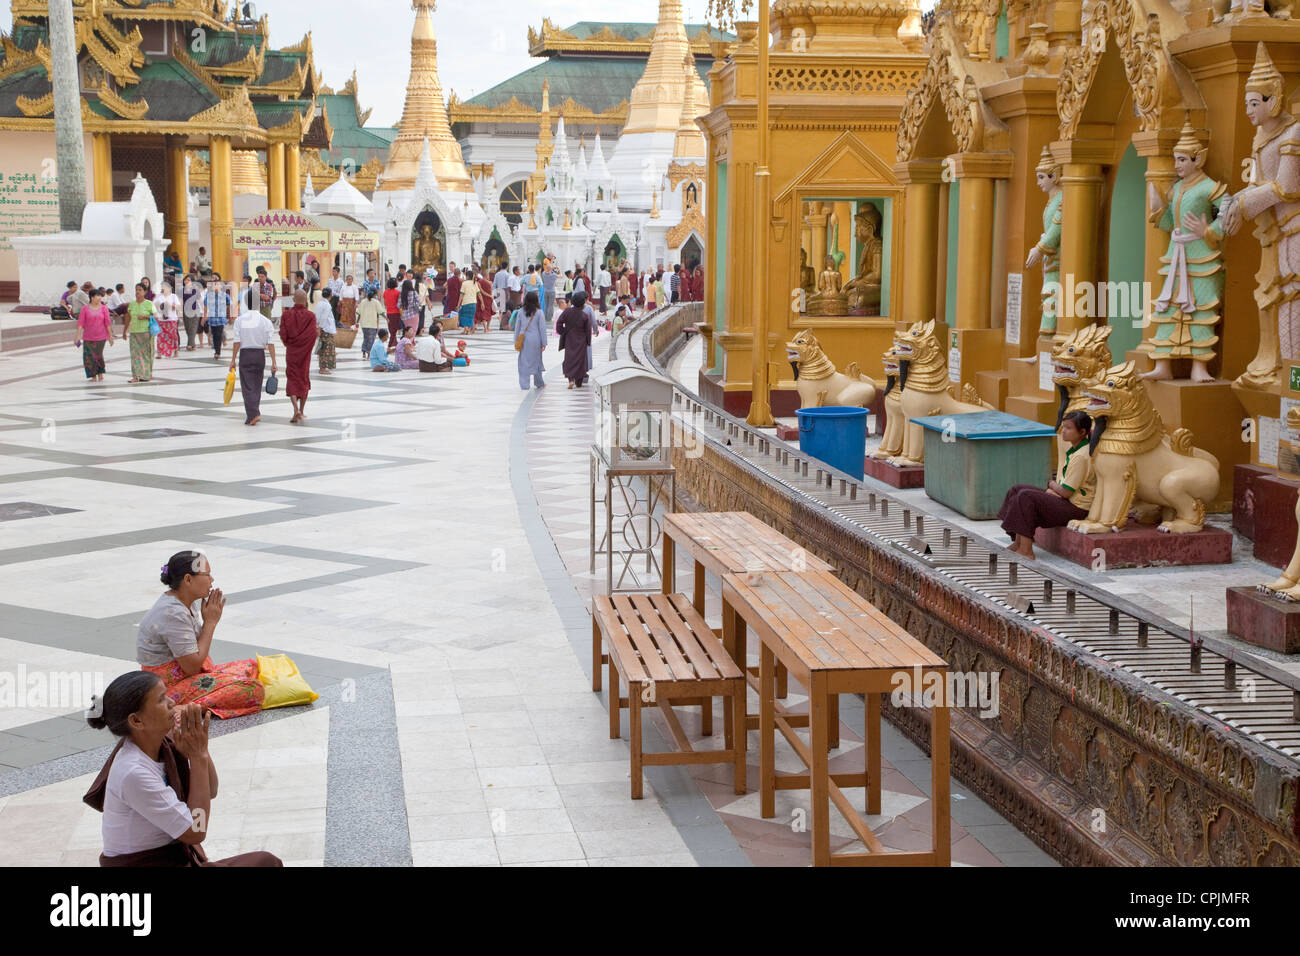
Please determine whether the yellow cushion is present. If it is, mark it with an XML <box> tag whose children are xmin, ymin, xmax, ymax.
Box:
<box><xmin>256</xmin><ymin>654</ymin><xmax>319</xmax><ymax>710</ymax></box>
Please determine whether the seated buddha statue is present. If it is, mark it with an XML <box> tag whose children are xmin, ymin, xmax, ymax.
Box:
<box><xmin>799</xmin><ymin>249</ymin><xmax>816</xmax><ymax>299</ymax></box>
<box><xmin>844</xmin><ymin>205</ymin><xmax>883</xmax><ymax>315</ymax></box>
<box><xmin>413</xmin><ymin>225</ymin><xmax>442</xmax><ymax>273</ymax></box>
<box><xmin>805</xmin><ymin>255</ymin><xmax>849</xmax><ymax>316</ymax></box>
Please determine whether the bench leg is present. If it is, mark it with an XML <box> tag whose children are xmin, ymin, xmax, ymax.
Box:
<box><xmin>630</xmin><ymin>681</ymin><xmax>644</xmax><ymax>800</ymax></box>
<box><xmin>776</xmin><ymin>661</ymin><xmax>788</xmax><ymax>700</ymax></box>
<box><xmin>810</xmin><ymin>677</ymin><xmax>831</xmax><ymax>867</ymax></box>
<box><xmin>931</xmin><ymin>703</ymin><xmax>951</xmax><ymax>866</ymax></box>
<box><xmin>608</xmin><ymin>658</ymin><xmax>620</xmax><ymax>740</ymax></box>
<box><xmin>592</xmin><ymin>617</ymin><xmax>602</xmax><ymax>693</ymax></box>
<box><xmin>732</xmin><ymin>679</ymin><xmax>746</xmax><ymax>795</ymax></box>
<box><xmin>866</xmin><ymin>691</ymin><xmax>882</xmax><ymax>816</ymax></box>
<box><xmin>828</xmin><ymin>692</ymin><xmax>840</xmax><ymax>750</ymax></box>
<box><xmin>721</xmin><ymin>604</ymin><xmax>736</xmax><ymax>751</ymax></box>
<box><xmin>760</xmin><ymin>642</ymin><xmax>775</xmax><ymax>820</ymax></box>
<box><xmin>693</xmin><ymin>561</ymin><xmax>705</xmax><ymax>617</ymax></box>
<box><xmin>701</xmin><ymin>696</ymin><xmax>713</xmax><ymax>737</ymax></box>
<box><xmin>661</xmin><ymin>532</ymin><xmax>674</xmax><ymax>594</ymax></box>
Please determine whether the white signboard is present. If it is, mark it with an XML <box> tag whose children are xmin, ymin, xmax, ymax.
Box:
<box><xmin>1005</xmin><ymin>273</ymin><xmax>1023</xmax><ymax>345</ymax></box>
<box><xmin>1038</xmin><ymin>350</ymin><xmax>1054</xmax><ymax>393</ymax></box>
<box><xmin>1259</xmin><ymin>415</ymin><xmax>1281</xmax><ymax>468</ymax></box>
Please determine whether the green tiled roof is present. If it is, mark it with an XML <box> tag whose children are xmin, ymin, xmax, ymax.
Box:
<box><xmin>188</xmin><ymin>30</ymin><xmax>264</xmax><ymax>69</ymax></box>
<box><xmin>318</xmin><ymin>94</ymin><xmax>393</xmax><ymax>149</ymax></box>
<box><xmin>465</xmin><ymin>56</ymin><xmax>713</xmax><ymax>115</ymax></box>
<box><xmin>0</xmin><ymin>66</ymin><xmax>52</xmax><ymax>116</ymax></box>
<box><xmin>253</xmin><ymin>98</ymin><xmax>308</xmax><ymax>130</ymax></box>
<box><xmin>123</xmin><ymin>59</ymin><xmax>218</xmax><ymax>122</ymax></box>
<box><xmin>11</xmin><ymin>22</ymin><xmax>48</xmax><ymax>50</ymax></box>
<box><xmin>256</xmin><ymin>50</ymin><xmax>304</xmax><ymax>86</ymax></box>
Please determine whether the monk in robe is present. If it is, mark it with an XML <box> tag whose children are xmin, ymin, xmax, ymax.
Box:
<box><xmin>475</xmin><ymin>270</ymin><xmax>494</xmax><ymax>332</ymax></box>
<box><xmin>444</xmin><ymin>269</ymin><xmax>462</xmax><ymax>325</ymax></box>
<box><xmin>279</xmin><ymin>291</ymin><xmax>317</xmax><ymax>424</ymax></box>
<box><xmin>556</xmin><ymin>290</ymin><xmax>593</xmax><ymax>388</ymax></box>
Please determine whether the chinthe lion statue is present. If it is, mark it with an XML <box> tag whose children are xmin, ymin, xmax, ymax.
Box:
<box><xmin>1068</xmin><ymin>361</ymin><xmax>1220</xmax><ymax>534</ymax></box>
<box><xmin>890</xmin><ymin>319</ymin><xmax>984</xmax><ymax>466</ymax></box>
<box><xmin>785</xmin><ymin>329</ymin><xmax>876</xmax><ymax>410</ymax></box>
<box><xmin>869</xmin><ymin>334</ymin><xmax>905</xmax><ymax>460</ymax></box>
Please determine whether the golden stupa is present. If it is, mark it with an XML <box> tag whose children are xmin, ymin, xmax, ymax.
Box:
<box><xmin>378</xmin><ymin>0</ymin><xmax>474</xmax><ymax>192</ymax></box>
<box><xmin>622</xmin><ymin>0</ymin><xmax>710</xmax><ymax>136</ymax></box>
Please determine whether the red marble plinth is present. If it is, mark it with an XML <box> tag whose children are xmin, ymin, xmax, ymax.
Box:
<box><xmin>1233</xmin><ymin>463</ymin><xmax>1275</xmax><ymax>541</ymax></box>
<box><xmin>1034</xmin><ymin>523</ymin><xmax>1233</xmax><ymax>569</ymax></box>
<box><xmin>775</xmin><ymin>423</ymin><xmax>799</xmax><ymax>442</ymax></box>
<box><xmin>1226</xmin><ymin>586</ymin><xmax>1300</xmax><ymax>654</ymax></box>
<box><xmin>1252</xmin><ymin>473</ymin><xmax>1300</xmax><ymax>569</ymax></box>
<box><xmin>864</xmin><ymin>456</ymin><xmax>925</xmax><ymax>488</ymax></box>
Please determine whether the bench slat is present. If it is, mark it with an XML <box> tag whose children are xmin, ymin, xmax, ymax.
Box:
<box><xmin>630</xmin><ymin>593</ymin><xmax>697</xmax><ymax>682</ymax></box>
<box><xmin>648</xmin><ymin>592</ymin><xmax>720</xmax><ymax>681</ymax></box>
<box><xmin>610</xmin><ymin>593</ymin><xmax>675</xmax><ymax>684</ymax></box>
<box><xmin>665</xmin><ymin>593</ymin><xmax>744</xmax><ymax>680</ymax></box>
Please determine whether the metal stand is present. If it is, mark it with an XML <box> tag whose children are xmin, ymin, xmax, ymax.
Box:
<box><xmin>590</xmin><ymin>445</ymin><xmax>676</xmax><ymax>594</ymax></box>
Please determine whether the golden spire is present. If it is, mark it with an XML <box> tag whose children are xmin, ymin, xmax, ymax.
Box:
<box><xmin>378</xmin><ymin>0</ymin><xmax>473</xmax><ymax>191</ymax></box>
<box><xmin>623</xmin><ymin>0</ymin><xmax>707</xmax><ymax>135</ymax></box>
<box><xmin>530</xmin><ymin>77</ymin><xmax>554</xmax><ymax>203</ymax></box>
<box><xmin>673</xmin><ymin>52</ymin><xmax>706</xmax><ymax>159</ymax></box>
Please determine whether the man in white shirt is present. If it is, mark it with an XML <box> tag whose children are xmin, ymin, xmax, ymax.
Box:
<box><xmin>314</xmin><ymin>290</ymin><xmax>337</xmax><ymax>375</ymax></box>
<box><xmin>415</xmin><ymin>329</ymin><xmax>453</xmax><ymax>371</ymax></box>
<box><xmin>507</xmin><ymin>266</ymin><xmax>523</xmax><ymax>310</ymax></box>
<box><xmin>597</xmin><ymin>264</ymin><xmax>612</xmax><ymax>315</ymax></box>
<box><xmin>230</xmin><ymin>294</ymin><xmax>278</xmax><ymax>425</ymax></box>
<box><xmin>492</xmin><ymin>266</ymin><xmax>510</xmax><ymax>317</ymax></box>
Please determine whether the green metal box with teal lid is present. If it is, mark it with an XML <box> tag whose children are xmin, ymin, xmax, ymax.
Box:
<box><xmin>912</xmin><ymin>411</ymin><xmax>1057</xmax><ymax>519</ymax></box>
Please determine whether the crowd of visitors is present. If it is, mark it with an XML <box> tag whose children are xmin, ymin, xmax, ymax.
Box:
<box><xmin>62</xmin><ymin>253</ymin><xmax>701</xmax><ymax>411</ymax></box>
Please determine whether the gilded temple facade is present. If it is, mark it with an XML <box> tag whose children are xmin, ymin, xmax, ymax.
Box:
<box><xmin>703</xmin><ymin>0</ymin><xmax>1300</xmax><ymax>500</ymax></box>
<box><xmin>0</xmin><ymin>0</ymin><xmax>341</xmax><ymax>289</ymax></box>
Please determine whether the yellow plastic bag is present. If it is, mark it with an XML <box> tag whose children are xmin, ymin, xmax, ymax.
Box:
<box><xmin>223</xmin><ymin>368</ymin><xmax>236</xmax><ymax>405</ymax></box>
<box><xmin>256</xmin><ymin>653</ymin><xmax>319</xmax><ymax>710</ymax></box>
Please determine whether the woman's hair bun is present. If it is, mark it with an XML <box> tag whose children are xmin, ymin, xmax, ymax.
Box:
<box><xmin>86</xmin><ymin>695</ymin><xmax>108</xmax><ymax>730</ymax></box>
<box><xmin>160</xmin><ymin>567</ymin><xmax>172</xmax><ymax>586</ymax></box>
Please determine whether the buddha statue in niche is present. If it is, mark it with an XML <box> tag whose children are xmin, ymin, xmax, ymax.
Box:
<box><xmin>844</xmin><ymin>204</ymin><xmax>883</xmax><ymax>315</ymax></box>
<box><xmin>805</xmin><ymin>254</ymin><xmax>848</xmax><ymax>316</ymax></box>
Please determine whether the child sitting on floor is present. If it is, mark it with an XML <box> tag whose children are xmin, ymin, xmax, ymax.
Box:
<box><xmin>996</xmin><ymin>410</ymin><xmax>1094</xmax><ymax>560</ymax></box>
<box><xmin>369</xmin><ymin>328</ymin><xmax>401</xmax><ymax>372</ymax></box>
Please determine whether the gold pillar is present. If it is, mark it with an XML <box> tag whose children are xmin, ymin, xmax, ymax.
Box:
<box><xmin>1132</xmin><ymin>131</ymin><xmax>1177</xmax><ymax>351</ymax></box>
<box><xmin>267</xmin><ymin>142</ymin><xmax>286</xmax><ymax>210</ymax></box>
<box><xmin>91</xmin><ymin>133</ymin><xmax>112</xmax><ymax>202</ymax></box>
<box><xmin>746</xmin><ymin>0</ymin><xmax>774</xmax><ymax>427</ymax></box>
<box><xmin>285</xmin><ymin>143</ymin><xmax>301</xmax><ymax>212</ymax></box>
<box><xmin>954</xmin><ymin>176</ymin><xmax>995</xmax><ymax>330</ymax></box>
<box><xmin>209</xmin><ymin>136</ymin><xmax>234</xmax><ymax>279</ymax></box>
<box><xmin>1054</xmin><ymin>142</ymin><xmax>1108</xmax><ymax>339</ymax></box>
<box><xmin>808</xmin><ymin>201</ymin><xmax>830</xmax><ymax>273</ymax></box>
<box><xmin>895</xmin><ymin>160</ymin><xmax>943</xmax><ymax>325</ymax></box>
<box><xmin>164</xmin><ymin>136</ymin><xmax>188</xmax><ymax>267</ymax></box>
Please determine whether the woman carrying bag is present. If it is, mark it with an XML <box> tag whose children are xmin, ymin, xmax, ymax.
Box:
<box><xmin>514</xmin><ymin>290</ymin><xmax>546</xmax><ymax>390</ymax></box>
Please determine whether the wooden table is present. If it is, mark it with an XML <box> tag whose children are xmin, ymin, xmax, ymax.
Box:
<box><xmin>722</xmin><ymin>569</ymin><xmax>952</xmax><ymax>867</ymax></box>
<box><xmin>662</xmin><ymin>511</ymin><xmax>835</xmax><ymax>735</ymax></box>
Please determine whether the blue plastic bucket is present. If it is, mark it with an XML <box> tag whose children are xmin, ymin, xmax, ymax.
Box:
<box><xmin>797</xmin><ymin>406</ymin><xmax>868</xmax><ymax>481</ymax></box>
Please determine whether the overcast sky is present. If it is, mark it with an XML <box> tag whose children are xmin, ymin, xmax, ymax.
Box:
<box><xmin>2</xmin><ymin>0</ymin><xmax>937</xmax><ymax>129</ymax></box>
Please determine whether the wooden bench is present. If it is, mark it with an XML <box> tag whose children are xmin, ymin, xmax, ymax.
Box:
<box><xmin>592</xmin><ymin>592</ymin><xmax>747</xmax><ymax>799</ymax></box>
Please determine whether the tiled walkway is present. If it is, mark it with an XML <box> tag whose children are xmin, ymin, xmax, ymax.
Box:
<box><xmin>0</xmin><ymin>309</ymin><xmax>1052</xmax><ymax>866</ymax></box>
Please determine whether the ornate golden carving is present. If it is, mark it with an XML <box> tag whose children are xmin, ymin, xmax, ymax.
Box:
<box><xmin>189</xmin><ymin>85</ymin><xmax>261</xmax><ymax>131</ymax></box>
<box><xmin>447</xmin><ymin>93</ymin><xmax>629</xmax><ymax>129</ymax></box>
<box><xmin>665</xmin><ymin>161</ymin><xmax>706</xmax><ymax>190</ymax></box>
<box><xmin>85</xmin><ymin>77</ymin><xmax>148</xmax><ymax>120</ymax></box>
<box><xmin>895</xmin><ymin>16</ymin><xmax>1001</xmax><ymax>161</ymax></box>
<box><xmin>769</xmin><ymin>65</ymin><xmax>920</xmax><ymax>95</ymax></box>
<box><xmin>528</xmin><ymin>15</ymin><xmax>720</xmax><ymax>57</ymax></box>
<box><xmin>1058</xmin><ymin>1</ymin><xmax>1167</xmax><ymax>141</ymax></box>
<box><xmin>0</xmin><ymin>35</ymin><xmax>50</xmax><ymax>83</ymax></box>
<box><xmin>15</xmin><ymin>92</ymin><xmax>52</xmax><ymax>117</ymax></box>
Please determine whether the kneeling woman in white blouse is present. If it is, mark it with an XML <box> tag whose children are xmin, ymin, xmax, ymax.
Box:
<box><xmin>84</xmin><ymin>671</ymin><xmax>282</xmax><ymax>867</ymax></box>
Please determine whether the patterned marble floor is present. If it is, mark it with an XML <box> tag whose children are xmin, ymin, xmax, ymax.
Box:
<box><xmin>0</xmin><ymin>309</ymin><xmax>1053</xmax><ymax>866</ymax></box>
